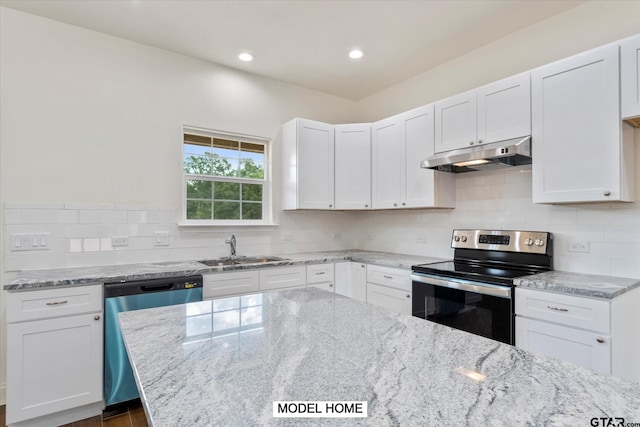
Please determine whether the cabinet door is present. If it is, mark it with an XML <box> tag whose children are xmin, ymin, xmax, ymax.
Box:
<box><xmin>434</xmin><ymin>90</ymin><xmax>477</xmax><ymax>153</ymax></box>
<box><xmin>259</xmin><ymin>266</ymin><xmax>306</xmax><ymax>291</ymax></box>
<box><xmin>203</xmin><ymin>270</ymin><xmax>260</xmax><ymax>299</ymax></box>
<box><xmin>367</xmin><ymin>283</ymin><xmax>412</xmax><ymax>315</ymax></box>
<box><xmin>334</xmin><ymin>262</ymin><xmax>366</xmax><ymax>302</ymax></box>
<box><xmin>477</xmin><ymin>72</ymin><xmax>531</xmax><ymax>144</ymax></box>
<box><xmin>371</xmin><ymin>117</ymin><xmax>402</xmax><ymax>209</ymax></box>
<box><xmin>7</xmin><ymin>313</ymin><xmax>103</xmax><ymax>424</ymax></box>
<box><xmin>401</xmin><ymin>104</ymin><xmax>436</xmax><ymax>208</ymax></box>
<box><xmin>297</xmin><ymin>119</ymin><xmax>335</xmax><ymax>209</ymax></box>
<box><xmin>335</xmin><ymin>124</ymin><xmax>371</xmax><ymax>209</ymax></box>
<box><xmin>516</xmin><ymin>317</ymin><xmax>611</xmax><ymax>375</ymax></box>
<box><xmin>621</xmin><ymin>34</ymin><xmax>640</xmax><ymax>119</ymax></box>
<box><xmin>532</xmin><ymin>44</ymin><xmax>625</xmax><ymax>203</ymax></box>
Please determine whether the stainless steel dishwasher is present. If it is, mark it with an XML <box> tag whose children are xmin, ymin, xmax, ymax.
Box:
<box><xmin>103</xmin><ymin>275</ymin><xmax>203</xmax><ymax>408</ymax></box>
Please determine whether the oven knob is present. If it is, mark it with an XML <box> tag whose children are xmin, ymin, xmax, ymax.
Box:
<box><xmin>535</xmin><ymin>239</ymin><xmax>544</xmax><ymax>247</ymax></box>
<box><xmin>524</xmin><ymin>238</ymin><xmax>533</xmax><ymax>246</ymax></box>
<box><xmin>454</xmin><ymin>236</ymin><xmax>460</xmax><ymax>242</ymax></box>
<box><xmin>461</xmin><ymin>236</ymin><xmax>468</xmax><ymax>242</ymax></box>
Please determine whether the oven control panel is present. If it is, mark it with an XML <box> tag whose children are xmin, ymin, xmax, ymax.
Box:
<box><xmin>451</xmin><ymin>229</ymin><xmax>551</xmax><ymax>254</ymax></box>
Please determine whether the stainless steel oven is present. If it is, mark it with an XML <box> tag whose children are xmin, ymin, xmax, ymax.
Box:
<box><xmin>411</xmin><ymin>229</ymin><xmax>552</xmax><ymax>345</ymax></box>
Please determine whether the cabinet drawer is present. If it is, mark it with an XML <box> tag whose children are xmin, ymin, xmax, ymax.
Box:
<box><xmin>366</xmin><ymin>264</ymin><xmax>410</xmax><ymax>292</ymax></box>
<box><xmin>7</xmin><ymin>285</ymin><xmax>103</xmax><ymax>323</ymax></box>
<box><xmin>306</xmin><ymin>263</ymin><xmax>335</xmax><ymax>284</ymax></box>
<box><xmin>259</xmin><ymin>266</ymin><xmax>306</xmax><ymax>291</ymax></box>
<box><xmin>203</xmin><ymin>271</ymin><xmax>259</xmax><ymax>299</ymax></box>
<box><xmin>515</xmin><ymin>288</ymin><xmax>610</xmax><ymax>333</ymax></box>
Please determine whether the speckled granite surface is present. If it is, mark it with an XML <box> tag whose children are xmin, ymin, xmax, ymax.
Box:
<box><xmin>119</xmin><ymin>288</ymin><xmax>640</xmax><ymax>427</ymax></box>
<box><xmin>514</xmin><ymin>271</ymin><xmax>640</xmax><ymax>299</ymax></box>
<box><xmin>4</xmin><ymin>250</ymin><xmax>445</xmax><ymax>291</ymax></box>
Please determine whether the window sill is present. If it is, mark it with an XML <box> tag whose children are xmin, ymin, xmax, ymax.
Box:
<box><xmin>178</xmin><ymin>221</ymin><xmax>279</xmax><ymax>231</ymax></box>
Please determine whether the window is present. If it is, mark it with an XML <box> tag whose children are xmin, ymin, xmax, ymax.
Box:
<box><xmin>182</xmin><ymin>127</ymin><xmax>270</xmax><ymax>225</ymax></box>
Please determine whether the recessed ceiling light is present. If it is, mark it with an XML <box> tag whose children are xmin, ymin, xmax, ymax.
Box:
<box><xmin>348</xmin><ymin>49</ymin><xmax>364</xmax><ymax>59</ymax></box>
<box><xmin>238</xmin><ymin>52</ymin><xmax>254</xmax><ymax>62</ymax></box>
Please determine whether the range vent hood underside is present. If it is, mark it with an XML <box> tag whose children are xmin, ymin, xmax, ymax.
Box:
<box><xmin>421</xmin><ymin>136</ymin><xmax>532</xmax><ymax>173</ymax></box>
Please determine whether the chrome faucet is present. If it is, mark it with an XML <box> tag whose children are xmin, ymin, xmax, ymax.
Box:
<box><xmin>226</xmin><ymin>235</ymin><xmax>236</xmax><ymax>258</ymax></box>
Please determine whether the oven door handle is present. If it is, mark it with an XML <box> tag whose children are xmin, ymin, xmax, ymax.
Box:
<box><xmin>410</xmin><ymin>273</ymin><xmax>512</xmax><ymax>299</ymax></box>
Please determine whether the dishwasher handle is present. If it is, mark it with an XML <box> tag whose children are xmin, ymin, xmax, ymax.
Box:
<box><xmin>104</xmin><ymin>275</ymin><xmax>203</xmax><ymax>297</ymax></box>
<box><xmin>141</xmin><ymin>283</ymin><xmax>174</xmax><ymax>292</ymax></box>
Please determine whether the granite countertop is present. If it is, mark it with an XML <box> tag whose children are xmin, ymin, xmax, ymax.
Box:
<box><xmin>119</xmin><ymin>288</ymin><xmax>640</xmax><ymax>427</ymax></box>
<box><xmin>3</xmin><ymin>250</ymin><xmax>445</xmax><ymax>291</ymax></box>
<box><xmin>514</xmin><ymin>271</ymin><xmax>640</xmax><ymax>299</ymax></box>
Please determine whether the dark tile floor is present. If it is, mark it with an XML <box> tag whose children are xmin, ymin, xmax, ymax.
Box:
<box><xmin>0</xmin><ymin>402</ymin><xmax>148</xmax><ymax>427</ymax></box>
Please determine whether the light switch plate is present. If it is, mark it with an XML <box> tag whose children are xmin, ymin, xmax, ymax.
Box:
<box><xmin>154</xmin><ymin>231</ymin><xmax>170</xmax><ymax>246</ymax></box>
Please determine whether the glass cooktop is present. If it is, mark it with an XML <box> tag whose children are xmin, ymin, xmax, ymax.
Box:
<box><xmin>411</xmin><ymin>260</ymin><xmax>547</xmax><ymax>286</ymax></box>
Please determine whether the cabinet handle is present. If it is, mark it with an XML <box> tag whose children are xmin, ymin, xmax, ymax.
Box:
<box><xmin>469</xmin><ymin>141</ymin><xmax>474</xmax><ymax>145</ymax></box>
<box><xmin>547</xmin><ymin>306</ymin><xmax>568</xmax><ymax>312</ymax></box>
<box><xmin>406</xmin><ymin>294</ymin><xmax>411</xmax><ymax>298</ymax></box>
<box><xmin>604</xmin><ymin>191</ymin><xmax>611</xmax><ymax>197</ymax></box>
<box><xmin>315</xmin><ymin>271</ymin><xmax>326</xmax><ymax>275</ymax></box>
<box><xmin>94</xmin><ymin>315</ymin><xmax>101</xmax><ymax>321</ymax></box>
<box><xmin>596</xmin><ymin>337</ymin><xmax>605</xmax><ymax>343</ymax></box>
<box><xmin>46</xmin><ymin>300</ymin><xmax>68</xmax><ymax>306</ymax></box>
<box><xmin>383</xmin><ymin>275</ymin><xmax>393</xmax><ymax>279</ymax></box>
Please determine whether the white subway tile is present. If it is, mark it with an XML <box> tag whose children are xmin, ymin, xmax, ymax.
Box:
<box><xmin>4</xmin><ymin>209</ymin><xmax>21</xmax><ymax>224</ymax></box>
<box><xmin>4</xmin><ymin>202</ymin><xmax>65</xmax><ymax>209</ymax></box>
<box><xmin>101</xmin><ymin>238</ymin><xmax>113</xmax><ymax>251</ymax></box>
<box><xmin>65</xmin><ymin>203</ymin><xmax>115</xmax><ymax>210</ymax></box>
<box><xmin>22</xmin><ymin>209</ymin><xmax>78</xmax><ymax>224</ymax></box>
<box><xmin>69</xmin><ymin>239</ymin><xmax>83</xmax><ymax>253</ymax></box>
<box><xmin>83</xmin><ymin>238</ymin><xmax>101</xmax><ymax>252</ymax></box>
<box><xmin>79</xmin><ymin>210</ymin><xmax>128</xmax><ymax>224</ymax></box>
<box><xmin>64</xmin><ymin>224</ymin><xmax>115</xmax><ymax>238</ymax></box>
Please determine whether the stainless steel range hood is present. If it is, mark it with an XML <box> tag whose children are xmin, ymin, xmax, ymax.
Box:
<box><xmin>421</xmin><ymin>136</ymin><xmax>531</xmax><ymax>173</ymax></box>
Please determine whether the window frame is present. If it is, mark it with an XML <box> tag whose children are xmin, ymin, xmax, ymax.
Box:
<box><xmin>180</xmin><ymin>125</ymin><xmax>274</xmax><ymax>227</ymax></box>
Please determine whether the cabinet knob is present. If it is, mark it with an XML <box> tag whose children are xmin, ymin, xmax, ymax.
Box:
<box><xmin>406</xmin><ymin>294</ymin><xmax>411</xmax><ymax>299</ymax></box>
<box><xmin>401</xmin><ymin>202</ymin><xmax>406</xmax><ymax>206</ymax></box>
<box><xmin>329</xmin><ymin>283</ymin><xmax>333</xmax><ymax>287</ymax></box>
<box><xmin>478</xmin><ymin>139</ymin><xmax>483</xmax><ymax>144</ymax></box>
<box><xmin>361</xmin><ymin>264</ymin><xmax>365</xmax><ymax>268</ymax></box>
<box><xmin>393</xmin><ymin>203</ymin><xmax>398</xmax><ymax>207</ymax></box>
<box><xmin>603</xmin><ymin>191</ymin><xmax>611</xmax><ymax>197</ymax></box>
<box><xmin>94</xmin><ymin>315</ymin><xmax>101</xmax><ymax>321</ymax></box>
<box><xmin>365</xmin><ymin>204</ymin><xmax>368</xmax><ymax>208</ymax></box>
<box><xmin>596</xmin><ymin>337</ymin><xmax>605</xmax><ymax>343</ymax></box>
<box><xmin>329</xmin><ymin>204</ymin><xmax>333</xmax><ymax>208</ymax></box>
<box><xmin>469</xmin><ymin>141</ymin><xmax>474</xmax><ymax>145</ymax></box>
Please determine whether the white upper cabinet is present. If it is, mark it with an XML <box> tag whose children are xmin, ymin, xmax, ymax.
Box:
<box><xmin>371</xmin><ymin>116</ymin><xmax>403</xmax><ymax>208</ymax></box>
<box><xmin>434</xmin><ymin>90</ymin><xmax>477</xmax><ymax>153</ymax></box>
<box><xmin>335</xmin><ymin>123</ymin><xmax>372</xmax><ymax>209</ymax></box>
<box><xmin>372</xmin><ymin>104</ymin><xmax>454</xmax><ymax>209</ymax></box>
<box><xmin>435</xmin><ymin>73</ymin><xmax>531</xmax><ymax>153</ymax></box>
<box><xmin>532</xmin><ymin>44</ymin><xmax>635</xmax><ymax>203</ymax></box>
<box><xmin>477</xmin><ymin>73</ymin><xmax>531</xmax><ymax>144</ymax></box>
<box><xmin>282</xmin><ymin>118</ymin><xmax>335</xmax><ymax>210</ymax></box>
<box><xmin>621</xmin><ymin>34</ymin><xmax>640</xmax><ymax>120</ymax></box>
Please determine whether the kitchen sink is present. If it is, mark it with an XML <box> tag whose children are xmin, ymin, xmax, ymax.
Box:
<box><xmin>198</xmin><ymin>256</ymin><xmax>287</xmax><ymax>267</ymax></box>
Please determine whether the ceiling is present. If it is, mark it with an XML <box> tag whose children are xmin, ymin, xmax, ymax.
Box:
<box><xmin>0</xmin><ymin>0</ymin><xmax>586</xmax><ymax>100</ymax></box>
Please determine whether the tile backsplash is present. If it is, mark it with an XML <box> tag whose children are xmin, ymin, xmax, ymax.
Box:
<box><xmin>4</xmin><ymin>166</ymin><xmax>640</xmax><ymax>279</ymax></box>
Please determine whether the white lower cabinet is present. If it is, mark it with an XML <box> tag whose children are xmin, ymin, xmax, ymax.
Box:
<box><xmin>366</xmin><ymin>264</ymin><xmax>411</xmax><ymax>315</ymax></box>
<box><xmin>335</xmin><ymin>262</ymin><xmax>366</xmax><ymax>302</ymax></box>
<box><xmin>260</xmin><ymin>266</ymin><xmax>306</xmax><ymax>291</ymax></box>
<box><xmin>306</xmin><ymin>263</ymin><xmax>335</xmax><ymax>292</ymax></box>
<box><xmin>203</xmin><ymin>270</ymin><xmax>260</xmax><ymax>299</ymax></box>
<box><xmin>515</xmin><ymin>287</ymin><xmax>640</xmax><ymax>382</ymax></box>
<box><xmin>516</xmin><ymin>317</ymin><xmax>611</xmax><ymax>375</ymax></box>
<box><xmin>7</xmin><ymin>285</ymin><xmax>103</xmax><ymax>427</ymax></box>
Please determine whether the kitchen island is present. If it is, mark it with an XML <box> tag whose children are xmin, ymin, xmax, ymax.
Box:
<box><xmin>119</xmin><ymin>288</ymin><xmax>640</xmax><ymax>426</ymax></box>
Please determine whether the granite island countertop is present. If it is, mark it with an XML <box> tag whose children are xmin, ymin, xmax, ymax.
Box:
<box><xmin>3</xmin><ymin>250</ymin><xmax>445</xmax><ymax>291</ymax></box>
<box><xmin>119</xmin><ymin>287</ymin><xmax>640</xmax><ymax>427</ymax></box>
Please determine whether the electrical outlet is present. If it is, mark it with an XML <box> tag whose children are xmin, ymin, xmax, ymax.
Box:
<box><xmin>281</xmin><ymin>232</ymin><xmax>293</xmax><ymax>241</ymax></box>
<box><xmin>416</xmin><ymin>235</ymin><xmax>426</xmax><ymax>244</ymax></box>
<box><xmin>112</xmin><ymin>236</ymin><xmax>129</xmax><ymax>247</ymax></box>
<box><xmin>153</xmin><ymin>231</ymin><xmax>170</xmax><ymax>247</ymax></box>
<box><xmin>568</xmin><ymin>241</ymin><xmax>590</xmax><ymax>253</ymax></box>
